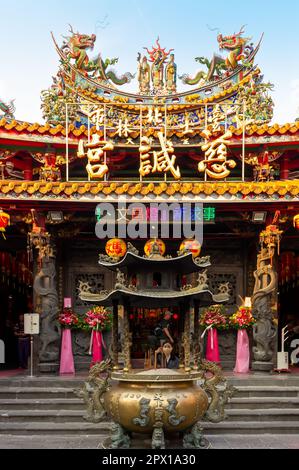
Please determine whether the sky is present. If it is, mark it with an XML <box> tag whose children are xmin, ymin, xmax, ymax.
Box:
<box><xmin>0</xmin><ymin>0</ymin><xmax>298</xmax><ymax>124</ymax></box>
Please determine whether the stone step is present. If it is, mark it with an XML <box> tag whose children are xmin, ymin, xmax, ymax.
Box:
<box><xmin>0</xmin><ymin>410</ymin><xmax>86</xmax><ymax>422</ymax></box>
<box><xmin>1</xmin><ymin>385</ymin><xmax>298</xmax><ymax>399</ymax></box>
<box><xmin>0</xmin><ymin>398</ymin><xmax>84</xmax><ymax>410</ymax></box>
<box><xmin>1</xmin><ymin>408</ymin><xmax>299</xmax><ymax>423</ymax></box>
<box><xmin>203</xmin><ymin>421</ymin><xmax>299</xmax><ymax>435</ymax></box>
<box><xmin>226</xmin><ymin>397</ymin><xmax>299</xmax><ymax>409</ymax></box>
<box><xmin>0</xmin><ymin>387</ymin><xmax>77</xmax><ymax>399</ymax></box>
<box><xmin>0</xmin><ymin>419</ymin><xmax>298</xmax><ymax>435</ymax></box>
<box><xmin>1</xmin><ymin>396</ymin><xmax>298</xmax><ymax>411</ymax></box>
<box><xmin>226</xmin><ymin>408</ymin><xmax>299</xmax><ymax>422</ymax></box>
<box><xmin>0</xmin><ymin>379</ymin><xmax>86</xmax><ymax>388</ymax></box>
<box><xmin>0</xmin><ymin>421</ymin><xmax>110</xmax><ymax>435</ymax></box>
<box><xmin>229</xmin><ymin>386</ymin><xmax>299</xmax><ymax>398</ymax></box>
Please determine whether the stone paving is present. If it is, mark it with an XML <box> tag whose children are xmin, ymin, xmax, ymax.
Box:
<box><xmin>0</xmin><ymin>434</ymin><xmax>298</xmax><ymax>449</ymax></box>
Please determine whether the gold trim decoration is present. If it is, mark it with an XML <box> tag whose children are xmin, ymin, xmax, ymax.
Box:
<box><xmin>1</xmin><ymin>116</ymin><xmax>299</xmax><ymax>140</ymax></box>
<box><xmin>0</xmin><ymin>180</ymin><xmax>299</xmax><ymax>199</ymax></box>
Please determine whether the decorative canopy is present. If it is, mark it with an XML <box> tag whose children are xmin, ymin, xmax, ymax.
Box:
<box><xmin>98</xmin><ymin>251</ymin><xmax>211</xmax><ymax>274</ymax></box>
<box><xmin>78</xmin><ymin>286</ymin><xmax>229</xmax><ymax>308</ymax></box>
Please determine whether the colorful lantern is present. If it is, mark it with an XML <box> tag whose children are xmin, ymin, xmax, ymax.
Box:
<box><xmin>0</xmin><ymin>210</ymin><xmax>10</xmax><ymax>239</ymax></box>
<box><xmin>105</xmin><ymin>238</ymin><xmax>127</xmax><ymax>259</ymax></box>
<box><xmin>179</xmin><ymin>239</ymin><xmax>201</xmax><ymax>258</ymax></box>
<box><xmin>293</xmin><ymin>214</ymin><xmax>299</xmax><ymax>230</ymax></box>
<box><xmin>144</xmin><ymin>239</ymin><xmax>166</xmax><ymax>257</ymax></box>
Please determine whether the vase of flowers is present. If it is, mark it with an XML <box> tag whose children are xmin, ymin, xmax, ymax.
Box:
<box><xmin>82</xmin><ymin>306</ymin><xmax>112</xmax><ymax>367</ymax></box>
<box><xmin>199</xmin><ymin>305</ymin><xmax>228</xmax><ymax>363</ymax></box>
<box><xmin>58</xmin><ymin>298</ymin><xmax>79</xmax><ymax>375</ymax></box>
<box><xmin>230</xmin><ymin>305</ymin><xmax>256</xmax><ymax>374</ymax></box>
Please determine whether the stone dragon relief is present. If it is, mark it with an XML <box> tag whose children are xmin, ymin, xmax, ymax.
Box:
<box><xmin>33</xmin><ymin>252</ymin><xmax>60</xmax><ymax>364</ymax></box>
<box><xmin>199</xmin><ymin>359</ymin><xmax>236</xmax><ymax>423</ymax></box>
<box><xmin>74</xmin><ymin>358</ymin><xmax>112</xmax><ymax>423</ymax></box>
<box><xmin>252</xmin><ymin>247</ymin><xmax>277</xmax><ymax>365</ymax></box>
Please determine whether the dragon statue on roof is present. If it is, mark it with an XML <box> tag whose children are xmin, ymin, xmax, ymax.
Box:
<box><xmin>180</xmin><ymin>26</ymin><xmax>253</xmax><ymax>86</ymax></box>
<box><xmin>0</xmin><ymin>98</ymin><xmax>15</xmax><ymax>118</ymax></box>
<box><xmin>61</xmin><ymin>25</ymin><xmax>135</xmax><ymax>86</ymax></box>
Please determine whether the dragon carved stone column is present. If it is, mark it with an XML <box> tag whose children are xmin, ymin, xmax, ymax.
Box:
<box><xmin>251</xmin><ymin>246</ymin><xmax>278</xmax><ymax>372</ymax></box>
<box><xmin>33</xmin><ymin>243</ymin><xmax>60</xmax><ymax>373</ymax></box>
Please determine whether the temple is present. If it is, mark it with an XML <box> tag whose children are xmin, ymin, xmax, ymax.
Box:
<box><xmin>0</xmin><ymin>26</ymin><xmax>298</xmax><ymax>377</ymax></box>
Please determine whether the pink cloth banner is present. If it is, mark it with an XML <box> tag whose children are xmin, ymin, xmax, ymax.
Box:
<box><xmin>59</xmin><ymin>328</ymin><xmax>75</xmax><ymax>375</ymax></box>
<box><xmin>206</xmin><ymin>328</ymin><xmax>220</xmax><ymax>363</ymax></box>
<box><xmin>91</xmin><ymin>330</ymin><xmax>103</xmax><ymax>366</ymax></box>
<box><xmin>234</xmin><ymin>329</ymin><xmax>250</xmax><ymax>374</ymax></box>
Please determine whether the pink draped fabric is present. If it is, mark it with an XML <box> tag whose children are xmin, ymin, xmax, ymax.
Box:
<box><xmin>91</xmin><ymin>330</ymin><xmax>103</xmax><ymax>366</ymax></box>
<box><xmin>234</xmin><ymin>329</ymin><xmax>250</xmax><ymax>374</ymax></box>
<box><xmin>59</xmin><ymin>329</ymin><xmax>75</xmax><ymax>375</ymax></box>
<box><xmin>206</xmin><ymin>328</ymin><xmax>220</xmax><ymax>363</ymax></box>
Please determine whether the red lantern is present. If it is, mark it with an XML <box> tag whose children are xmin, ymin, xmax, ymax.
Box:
<box><xmin>0</xmin><ymin>210</ymin><xmax>10</xmax><ymax>239</ymax></box>
<box><xmin>105</xmin><ymin>238</ymin><xmax>127</xmax><ymax>259</ymax></box>
<box><xmin>179</xmin><ymin>239</ymin><xmax>201</xmax><ymax>258</ymax></box>
<box><xmin>144</xmin><ymin>239</ymin><xmax>166</xmax><ymax>257</ymax></box>
<box><xmin>293</xmin><ymin>215</ymin><xmax>299</xmax><ymax>230</ymax></box>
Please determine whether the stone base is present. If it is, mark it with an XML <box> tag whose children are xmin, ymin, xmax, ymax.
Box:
<box><xmin>39</xmin><ymin>362</ymin><xmax>59</xmax><ymax>374</ymax></box>
<box><xmin>102</xmin><ymin>433</ymin><xmax>211</xmax><ymax>450</ymax></box>
<box><xmin>251</xmin><ymin>361</ymin><xmax>274</xmax><ymax>372</ymax></box>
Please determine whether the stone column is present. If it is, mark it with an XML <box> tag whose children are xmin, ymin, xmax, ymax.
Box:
<box><xmin>112</xmin><ymin>300</ymin><xmax>119</xmax><ymax>370</ymax></box>
<box><xmin>33</xmin><ymin>244</ymin><xmax>60</xmax><ymax>373</ymax></box>
<box><xmin>251</xmin><ymin>245</ymin><xmax>278</xmax><ymax>372</ymax></box>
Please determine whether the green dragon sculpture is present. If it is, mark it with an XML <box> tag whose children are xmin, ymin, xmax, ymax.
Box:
<box><xmin>234</xmin><ymin>72</ymin><xmax>274</xmax><ymax>125</ymax></box>
<box><xmin>0</xmin><ymin>98</ymin><xmax>15</xmax><ymax>118</ymax></box>
<box><xmin>61</xmin><ymin>25</ymin><xmax>135</xmax><ymax>86</ymax></box>
<box><xmin>180</xmin><ymin>26</ymin><xmax>253</xmax><ymax>86</ymax></box>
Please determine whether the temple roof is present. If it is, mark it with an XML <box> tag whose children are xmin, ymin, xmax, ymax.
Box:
<box><xmin>98</xmin><ymin>251</ymin><xmax>211</xmax><ymax>274</ymax></box>
<box><xmin>79</xmin><ymin>285</ymin><xmax>229</xmax><ymax>307</ymax></box>
<box><xmin>1</xmin><ymin>117</ymin><xmax>299</xmax><ymax>142</ymax></box>
<box><xmin>0</xmin><ymin>180</ymin><xmax>298</xmax><ymax>202</ymax></box>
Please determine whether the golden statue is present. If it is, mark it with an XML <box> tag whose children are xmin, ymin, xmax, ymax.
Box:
<box><xmin>151</xmin><ymin>50</ymin><xmax>165</xmax><ymax>92</ymax></box>
<box><xmin>137</xmin><ymin>54</ymin><xmax>150</xmax><ymax>94</ymax></box>
<box><xmin>165</xmin><ymin>53</ymin><xmax>177</xmax><ymax>93</ymax></box>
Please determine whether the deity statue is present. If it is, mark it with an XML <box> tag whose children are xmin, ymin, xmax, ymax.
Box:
<box><xmin>143</xmin><ymin>38</ymin><xmax>174</xmax><ymax>94</ymax></box>
<box><xmin>152</xmin><ymin>50</ymin><xmax>165</xmax><ymax>93</ymax></box>
<box><xmin>137</xmin><ymin>54</ymin><xmax>151</xmax><ymax>94</ymax></box>
<box><xmin>165</xmin><ymin>54</ymin><xmax>177</xmax><ymax>94</ymax></box>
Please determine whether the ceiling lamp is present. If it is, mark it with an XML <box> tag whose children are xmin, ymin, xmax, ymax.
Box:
<box><xmin>252</xmin><ymin>211</ymin><xmax>267</xmax><ymax>223</ymax></box>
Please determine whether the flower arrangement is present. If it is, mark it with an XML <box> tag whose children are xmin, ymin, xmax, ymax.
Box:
<box><xmin>199</xmin><ymin>305</ymin><xmax>228</xmax><ymax>330</ymax></box>
<box><xmin>82</xmin><ymin>306</ymin><xmax>112</xmax><ymax>332</ymax></box>
<box><xmin>58</xmin><ymin>308</ymin><xmax>79</xmax><ymax>329</ymax></box>
<box><xmin>229</xmin><ymin>306</ymin><xmax>256</xmax><ymax>330</ymax></box>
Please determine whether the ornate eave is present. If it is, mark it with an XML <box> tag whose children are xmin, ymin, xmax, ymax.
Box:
<box><xmin>52</xmin><ymin>32</ymin><xmax>262</xmax><ymax>108</ymax></box>
<box><xmin>0</xmin><ymin>180</ymin><xmax>298</xmax><ymax>203</ymax></box>
<box><xmin>1</xmin><ymin>117</ymin><xmax>299</xmax><ymax>142</ymax></box>
<box><xmin>98</xmin><ymin>251</ymin><xmax>211</xmax><ymax>274</ymax></box>
<box><xmin>79</xmin><ymin>286</ymin><xmax>229</xmax><ymax>307</ymax></box>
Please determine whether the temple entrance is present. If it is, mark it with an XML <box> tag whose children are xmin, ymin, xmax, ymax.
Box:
<box><xmin>0</xmin><ymin>239</ymin><xmax>33</xmax><ymax>371</ymax></box>
<box><xmin>129</xmin><ymin>307</ymin><xmax>181</xmax><ymax>366</ymax></box>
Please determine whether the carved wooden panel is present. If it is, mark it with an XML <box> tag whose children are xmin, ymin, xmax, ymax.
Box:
<box><xmin>74</xmin><ymin>273</ymin><xmax>105</xmax><ymax>307</ymax></box>
<box><xmin>208</xmin><ymin>266</ymin><xmax>244</xmax><ymax>313</ymax></box>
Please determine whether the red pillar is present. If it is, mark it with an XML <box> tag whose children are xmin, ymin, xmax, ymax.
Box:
<box><xmin>280</xmin><ymin>155</ymin><xmax>289</xmax><ymax>180</ymax></box>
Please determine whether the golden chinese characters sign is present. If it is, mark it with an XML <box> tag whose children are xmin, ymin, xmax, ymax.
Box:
<box><xmin>139</xmin><ymin>131</ymin><xmax>181</xmax><ymax>180</ymax></box>
<box><xmin>78</xmin><ymin>134</ymin><xmax>114</xmax><ymax>179</ymax></box>
<box><xmin>198</xmin><ymin>130</ymin><xmax>236</xmax><ymax>180</ymax></box>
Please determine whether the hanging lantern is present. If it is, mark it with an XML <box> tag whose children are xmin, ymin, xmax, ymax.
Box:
<box><xmin>144</xmin><ymin>239</ymin><xmax>166</xmax><ymax>257</ymax></box>
<box><xmin>293</xmin><ymin>214</ymin><xmax>299</xmax><ymax>230</ymax></box>
<box><xmin>179</xmin><ymin>239</ymin><xmax>201</xmax><ymax>258</ymax></box>
<box><xmin>0</xmin><ymin>209</ymin><xmax>10</xmax><ymax>240</ymax></box>
<box><xmin>105</xmin><ymin>238</ymin><xmax>127</xmax><ymax>259</ymax></box>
